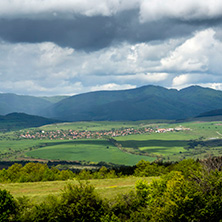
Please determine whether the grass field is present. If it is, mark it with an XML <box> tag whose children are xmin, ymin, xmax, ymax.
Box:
<box><xmin>25</xmin><ymin>139</ymin><xmax>155</xmax><ymax>165</ymax></box>
<box><xmin>40</xmin><ymin>120</ymin><xmax>171</xmax><ymax>131</ymax></box>
<box><xmin>0</xmin><ymin>177</ymin><xmax>157</xmax><ymax>202</ymax></box>
<box><xmin>115</xmin><ymin>121</ymin><xmax>222</xmax><ymax>161</ymax></box>
<box><xmin>1</xmin><ymin>120</ymin><xmax>222</xmax><ymax>164</ymax></box>
<box><xmin>40</xmin><ymin>121</ymin><xmax>141</xmax><ymax>131</ymax></box>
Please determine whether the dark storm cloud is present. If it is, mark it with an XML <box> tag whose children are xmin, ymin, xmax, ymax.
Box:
<box><xmin>0</xmin><ymin>0</ymin><xmax>222</xmax><ymax>96</ymax></box>
<box><xmin>0</xmin><ymin>16</ymin><xmax>116</xmax><ymax>51</ymax></box>
<box><xmin>0</xmin><ymin>10</ymin><xmax>214</xmax><ymax>51</ymax></box>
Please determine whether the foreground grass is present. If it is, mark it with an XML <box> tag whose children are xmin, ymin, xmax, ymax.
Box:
<box><xmin>0</xmin><ymin>176</ymin><xmax>157</xmax><ymax>203</ymax></box>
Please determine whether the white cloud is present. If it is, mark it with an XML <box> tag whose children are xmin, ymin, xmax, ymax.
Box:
<box><xmin>38</xmin><ymin>42</ymin><xmax>74</xmax><ymax>67</ymax></box>
<box><xmin>90</xmin><ymin>83</ymin><xmax>136</xmax><ymax>92</ymax></box>
<box><xmin>140</xmin><ymin>0</ymin><xmax>222</xmax><ymax>22</ymax></box>
<box><xmin>199</xmin><ymin>83</ymin><xmax>222</xmax><ymax>91</ymax></box>
<box><xmin>0</xmin><ymin>27</ymin><xmax>222</xmax><ymax>95</ymax></box>
<box><xmin>172</xmin><ymin>73</ymin><xmax>222</xmax><ymax>90</ymax></box>
<box><xmin>1</xmin><ymin>0</ymin><xmax>222</xmax><ymax>23</ymax></box>
<box><xmin>160</xmin><ymin>29</ymin><xmax>219</xmax><ymax>72</ymax></box>
<box><xmin>0</xmin><ymin>0</ymin><xmax>141</xmax><ymax>19</ymax></box>
<box><xmin>116</xmin><ymin>73</ymin><xmax>169</xmax><ymax>83</ymax></box>
<box><xmin>172</xmin><ymin>74</ymin><xmax>191</xmax><ymax>87</ymax></box>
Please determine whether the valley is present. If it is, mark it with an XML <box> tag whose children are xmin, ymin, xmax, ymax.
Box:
<box><xmin>0</xmin><ymin>120</ymin><xmax>222</xmax><ymax>166</ymax></box>
<box><xmin>0</xmin><ymin>86</ymin><xmax>222</xmax><ymax>221</ymax></box>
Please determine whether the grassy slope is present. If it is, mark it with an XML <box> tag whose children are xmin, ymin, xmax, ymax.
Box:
<box><xmin>0</xmin><ymin>177</ymin><xmax>157</xmax><ymax>203</ymax></box>
<box><xmin>40</xmin><ymin>120</ymin><xmax>170</xmax><ymax>131</ymax></box>
<box><xmin>25</xmin><ymin>139</ymin><xmax>155</xmax><ymax>165</ymax></box>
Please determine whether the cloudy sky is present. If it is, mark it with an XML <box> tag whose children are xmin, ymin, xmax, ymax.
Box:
<box><xmin>1</xmin><ymin>0</ymin><xmax>222</xmax><ymax>96</ymax></box>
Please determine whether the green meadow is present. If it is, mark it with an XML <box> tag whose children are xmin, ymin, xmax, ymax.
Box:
<box><xmin>0</xmin><ymin>120</ymin><xmax>222</xmax><ymax>164</ymax></box>
<box><xmin>25</xmin><ymin>139</ymin><xmax>155</xmax><ymax>165</ymax></box>
<box><xmin>0</xmin><ymin>177</ymin><xmax>157</xmax><ymax>203</ymax></box>
<box><xmin>40</xmin><ymin>120</ymin><xmax>170</xmax><ymax>131</ymax></box>
<box><xmin>40</xmin><ymin>121</ymin><xmax>140</xmax><ymax>131</ymax></box>
<box><xmin>114</xmin><ymin>121</ymin><xmax>222</xmax><ymax>161</ymax></box>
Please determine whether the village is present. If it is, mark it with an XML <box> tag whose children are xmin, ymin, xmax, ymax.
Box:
<box><xmin>19</xmin><ymin>126</ymin><xmax>190</xmax><ymax>140</ymax></box>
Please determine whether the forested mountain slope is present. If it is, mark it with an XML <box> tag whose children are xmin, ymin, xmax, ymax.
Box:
<box><xmin>1</xmin><ymin>85</ymin><xmax>222</xmax><ymax>121</ymax></box>
<box><xmin>0</xmin><ymin>112</ymin><xmax>61</xmax><ymax>131</ymax></box>
<box><xmin>0</xmin><ymin>93</ymin><xmax>52</xmax><ymax>115</ymax></box>
<box><xmin>43</xmin><ymin>85</ymin><xmax>222</xmax><ymax>121</ymax></box>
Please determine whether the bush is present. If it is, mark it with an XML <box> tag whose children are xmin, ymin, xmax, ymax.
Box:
<box><xmin>17</xmin><ymin>182</ymin><xmax>107</xmax><ymax>222</ymax></box>
<box><xmin>0</xmin><ymin>189</ymin><xmax>16</xmax><ymax>222</ymax></box>
<box><xmin>134</xmin><ymin>160</ymin><xmax>167</xmax><ymax>177</ymax></box>
<box><xmin>60</xmin><ymin>182</ymin><xmax>106</xmax><ymax>221</ymax></box>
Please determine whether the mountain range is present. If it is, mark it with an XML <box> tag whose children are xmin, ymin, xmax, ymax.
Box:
<box><xmin>1</xmin><ymin>85</ymin><xmax>222</xmax><ymax>122</ymax></box>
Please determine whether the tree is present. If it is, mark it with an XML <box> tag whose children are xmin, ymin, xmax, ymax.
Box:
<box><xmin>134</xmin><ymin>160</ymin><xmax>167</xmax><ymax>176</ymax></box>
<box><xmin>0</xmin><ymin>189</ymin><xmax>16</xmax><ymax>222</ymax></box>
<box><xmin>60</xmin><ymin>182</ymin><xmax>106</xmax><ymax>221</ymax></box>
<box><xmin>135</xmin><ymin>167</ymin><xmax>222</xmax><ymax>222</ymax></box>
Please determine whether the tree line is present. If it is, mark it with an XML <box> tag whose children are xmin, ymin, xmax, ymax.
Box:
<box><xmin>0</xmin><ymin>157</ymin><xmax>221</xmax><ymax>183</ymax></box>
<box><xmin>1</xmin><ymin>157</ymin><xmax>222</xmax><ymax>221</ymax></box>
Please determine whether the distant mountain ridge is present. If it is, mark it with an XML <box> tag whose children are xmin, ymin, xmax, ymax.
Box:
<box><xmin>0</xmin><ymin>93</ymin><xmax>66</xmax><ymax>116</ymax></box>
<box><xmin>1</xmin><ymin>85</ymin><xmax>222</xmax><ymax>121</ymax></box>
<box><xmin>0</xmin><ymin>93</ymin><xmax>52</xmax><ymax>116</ymax></box>
<box><xmin>43</xmin><ymin>85</ymin><xmax>222</xmax><ymax>121</ymax></box>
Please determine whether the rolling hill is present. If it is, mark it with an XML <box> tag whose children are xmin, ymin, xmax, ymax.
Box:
<box><xmin>0</xmin><ymin>113</ymin><xmax>61</xmax><ymax>131</ymax></box>
<box><xmin>43</xmin><ymin>85</ymin><xmax>222</xmax><ymax>121</ymax></box>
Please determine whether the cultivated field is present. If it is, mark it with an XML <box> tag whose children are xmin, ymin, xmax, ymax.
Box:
<box><xmin>25</xmin><ymin>140</ymin><xmax>155</xmax><ymax>165</ymax></box>
<box><xmin>0</xmin><ymin>120</ymin><xmax>222</xmax><ymax>164</ymax></box>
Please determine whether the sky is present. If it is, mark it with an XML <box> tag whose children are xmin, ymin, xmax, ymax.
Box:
<box><xmin>1</xmin><ymin>0</ymin><xmax>222</xmax><ymax>96</ymax></box>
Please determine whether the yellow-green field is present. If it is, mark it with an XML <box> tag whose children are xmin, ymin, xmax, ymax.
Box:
<box><xmin>1</xmin><ymin>120</ymin><xmax>222</xmax><ymax>164</ymax></box>
<box><xmin>0</xmin><ymin>177</ymin><xmax>157</xmax><ymax>202</ymax></box>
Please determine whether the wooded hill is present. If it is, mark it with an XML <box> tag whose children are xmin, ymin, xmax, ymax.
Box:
<box><xmin>0</xmin><ymin>113</ymin><xmax>61</xmax><ymax>131</ymax></box>
<box><xmin>1</xmin><ymin>85</ymin><xmax>222</xmax><ymax>121</ymax></box>
<box><xmin>44</xmin><ymin>85</ymin><xmax>222</xmax><ymax>121</ymax></box>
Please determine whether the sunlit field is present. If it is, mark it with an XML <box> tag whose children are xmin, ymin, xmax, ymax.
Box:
<box><xmin>0</xmin><ymin>177</ymin><xmax>157</xmax><ymax>203</ymax></box>
<box><xmin>1</xmin><ymin>120</ymin><xmax>222</xmax><ymax>163</ymax></box>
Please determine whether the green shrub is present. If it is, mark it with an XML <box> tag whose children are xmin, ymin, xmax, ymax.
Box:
<box><xmin>134</xmin><ymin>160</ymin><xmax>167</xmax><ymax>177</ymax></box>
<box><xmin>60</xmin><ymin>182</ymin><xmax>106</xmax><ymax>221</ymax></box>
<box><xmin>0</xmin><ymin>189</ymin><xmax>16</xmax><ymax>222</ymax></box>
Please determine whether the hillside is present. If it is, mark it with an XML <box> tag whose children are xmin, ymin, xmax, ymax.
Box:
<box><xmin>1</xmin><ymin>85</ymin><xmax>222</xmax><ymax>121</ymax></box>
<box><xmin>40</xmin><ymin>96</ymin><xmax>69</xmax><ymax>104</ymax></box>
<box><xmin>0</xmin><ymin>112</ymin><xmax>61</xmax><ymax>131</ymax></box>
<box><xmin>43</xmin><ymin>85</ymin><xmax>222</xmax><ymax>121</ymax></box>
<box><xmin>0</xmin><ymin>93</ymin><xmax>52</xmax><ymax>116</ymax></box>
<box><xmin>196</xmin><ymin>109</ymin><xmax>222</xmax><ymax>118</ymax></box>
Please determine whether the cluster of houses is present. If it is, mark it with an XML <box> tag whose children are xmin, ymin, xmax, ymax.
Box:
<box><xmin>19</xmin><ymin>126</ymin><xmax>190</xmax><ymax>140</ymax></box>
<box><xmin>156</xmin><ymin>126</ymin><xmax>190</xmax><ymax>133</ymax></box>
<box><xmin>20</xmin><ymin>127</ymin><xmax>154</xmax><ymax>140</ymax></box>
